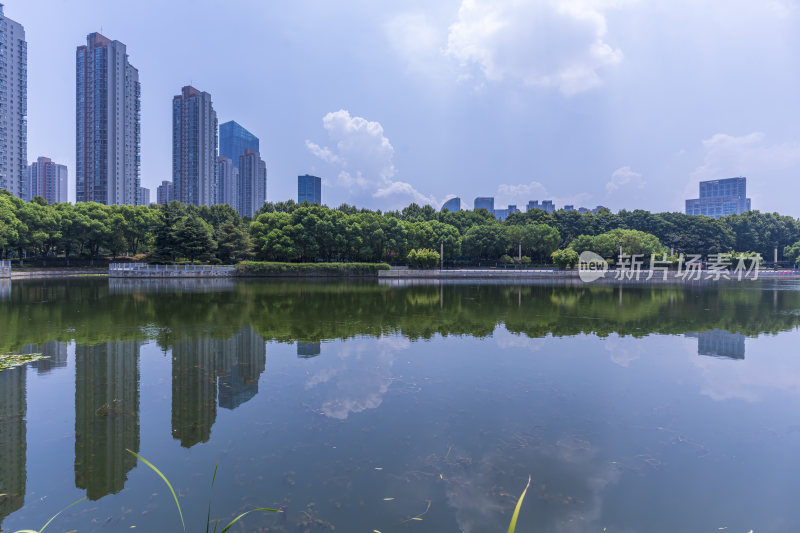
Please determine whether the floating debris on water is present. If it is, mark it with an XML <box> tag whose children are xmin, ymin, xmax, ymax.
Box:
<box><xmin>0</xmin><ymin>352</ymin><xmax>46</xmax><ymax>372</ymax></box>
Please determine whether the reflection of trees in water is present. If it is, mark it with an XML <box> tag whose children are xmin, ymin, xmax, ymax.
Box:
<box><xmin>74</xmin><ymin>341</ymin><xmax>140</xmax><ymax>501</ymax></box>
<box><xmin>2</xmin><ymin>280</ymin><xmax>800</xmax><ymax>354</ymax></box>
<box><xmin>0</xmin><ymin>367</ymin><xmax>26</xmax><ymax>531</ymax></box>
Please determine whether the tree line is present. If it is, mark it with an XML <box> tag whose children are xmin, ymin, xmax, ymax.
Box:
<box><xmin>2</xmin><ymin>190</ymin><xmax>800</xmax><ymax>265</ymax></box>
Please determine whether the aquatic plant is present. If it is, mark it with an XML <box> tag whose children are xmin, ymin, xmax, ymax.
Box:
<box><xmin>126</xmin><ymin>449</ymin><xmax>281</xmax><ymax>532</ymax></box>
<box><xmin>507</xmin><ymin>475</ymin><xmax>531</xmax><ymax>533</ymax></box>
<box><xmin>13</xmin><ymin>497</ymin><xmax>85</xmax><ymax>533</ymax></box>
<box><xmin>0</xmin><ymin>353</ymin><xmax>45</xmax><ymax>372</ymax></box>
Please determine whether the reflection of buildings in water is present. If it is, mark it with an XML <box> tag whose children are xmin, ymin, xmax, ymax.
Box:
<box><xmin>217</xmin><ymin>328</ymin><xmax>266</xmax><ymax>410</ymax></box>
<box><xmin>686</xmin><ymin>329</ymin><xmax>746</xmax><ymax>359</ymax></box>
<box><xmin>23</xmin><ymin>341</ymin><xmax>69</xmax><ymax>374</ymax></box>
<box><xmin>0</xmin><ymin>279</ymin><xmax>10</xmax><ymax>300</ymax></box>
<box><xmin>171</xmin><ymin>338</ymin><xmax>218</xmax><ymax>447</ymax></box>
<box><xmin>172</xmin><ymin>327</ymin><xmax>266</xmax><ymax>446</ymax></box>
<box><xmin>296</xmin><ymin>341</ymin><xmax>321</xmax><ymax>358</ymax></box>
<box><xmin>74</xmin><ymin>341</ymin><xmax>141</xmax><ymax>501</ymax></box>
<box><xmin>0</xmin><ymin>368</ymin><xmax>26</xmax><ymax>530</ymax></box>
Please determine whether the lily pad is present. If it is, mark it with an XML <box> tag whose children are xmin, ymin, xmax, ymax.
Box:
<box><xmin>0</xmin><ymin>353</ymin><xmax>46</xmax><ymax>372</ymax></box>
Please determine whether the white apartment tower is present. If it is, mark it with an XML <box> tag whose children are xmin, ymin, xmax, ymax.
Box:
<box><xmin>76</xmin><ymin>33</ymin><xmax>141</xmax><ymax>205</ymax></box>
<box><xmin>0</xmin><ymin>4</ymin><xmax>27</xmax><ymax>199</ymax></box>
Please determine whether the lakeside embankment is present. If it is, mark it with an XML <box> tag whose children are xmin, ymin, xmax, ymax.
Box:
<box><xmin>5</xmin><ymin>262</ymin><xmax>798</xmax><ymax>281</ymax></box>
<box><xmin>378</xmin><ymin>268</ymin><xmax>800</xmax><ymax>282</ymax></box>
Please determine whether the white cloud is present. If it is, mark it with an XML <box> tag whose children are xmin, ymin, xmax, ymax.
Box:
<box><xmin>606</xmin><ymin>166</ymin><xmax>645</xmax><ymax>193</ymax></box>
<box><xmin>692</xmin><ymin>132</ymin><xmax>800</xmax><ymax>180</ymax></box>
<box><xmin>375</xmin><ymin>180</ymin><xmax>437</xmax><ymax>206</ymax></box>
<box><xmin>445</xmin><ymin>0</ymin><xmax>625</xmax><ymax>94</ymax></box>
<box><xmin>306</xmin><ymin>109</ymin><xmax>437</xmax><ymax>209</ymax></box>
<box><xmin>304</xmin><ymin>140</ymin><xmax>343</xmax><ymax>165</ymax></box>
<box><xmin>497</xmin><ymin>180</ymin><xmax>548</xmax><ymax>202</ymax></box>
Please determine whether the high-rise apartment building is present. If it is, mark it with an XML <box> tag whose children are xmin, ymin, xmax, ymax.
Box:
<box><xmin>156</xmin><ymin>180</ymin><xmax>174</xmax><ymax>205</ymax></box>
<box><xmin>219</xmin><ymin>121</ymin><xmax>258</xmax><ymax>169</ymax></box>
<box><xmin>76</xmin><ymin>33</ymin><xmax>140</xmax><ymax>205</ymax></box>
<box><xmin>686</xmin><ymin>177</ymin><xmax>751</xmax><ymax>218</ymax></box>
<box><xmin>26</xmin><ymin>157</ymin><xmax>67</xmax><ymax>204</ymax></box>
<box><xmin>298</xmin><ymin>174</ymin><xmax>321</xmax><ymax>204</ymax></box>
<box><xmin>474</xmin><ymin>197</ymin><xmax>494</xmax><ymax>213</ymax></box>
<box><xmin>0</xmin><ymin>5</ymin><xmax>27</xmax><ymax>199</ymax></box>
<box><xmin>494</xmin><ymin>204</ymin><xmax>519</xmax><ymax>221</ymax></box>
<box><xmin>441</xmin><ymin>197</ymin><xmax>461</xmax><ymax>212</ymax></box>
<box><xmin>217</xmin><ymin>156</ymin><xmax>239</xmax><ymax>212</ymax></box>
<box><xmin>173</xmin><ymin>86</ymin><xmax>217</xmax><ymax>206</ymax></box>
<box><xmin>527</xmin><ymin>200</ymin><xmax>555</xmax><ymax>213</ymax></box>
<box><xmin>137</xmin><ymin>186</ymin><xmax>150</xmax><ymax>206</ymax></box>
<box><xmin>238</xmin><ymin>149</ymin><xmax>266</xmax><ymax>217</ymax></box>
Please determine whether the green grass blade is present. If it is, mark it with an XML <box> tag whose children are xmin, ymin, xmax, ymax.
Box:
<box><xmin>218</xmin><ymin>508</ymin><xmax>281</xmax><ymax>533</ymax></box>
<box><xmin>14</xmin><ymin>496</ymin><xmax>86</xmax><ymax>533</ymax></box>
<box><xmin>127</xmin><ymin>449</ymin><xmax>186</xmax><ymax>532</ymax></box>
<box><xmin>206</xmin><ymin>461</ymin><xmax>220</xmax><ymax>533</ymax></box>
<box><xmin>507</xmin><ymin>475</ymin><xmax>531</xmax><ymax>533</ymax></box>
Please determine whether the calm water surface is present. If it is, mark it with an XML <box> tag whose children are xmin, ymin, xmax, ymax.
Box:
<box><xmin>2</xmin><ymin>278</ymin><xmax>800</xmax><ymax>532</ymax></box>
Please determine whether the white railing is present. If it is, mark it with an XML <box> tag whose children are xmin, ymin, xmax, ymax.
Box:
<box><xmin>108</xmin><ymin>263</ymin><xmax>236</xmax><ymax>277</ymax></box>
<box><xmin>109</xmin><ymin>263</ymin><xmax>235</xmax><ymax>272</ymax></box>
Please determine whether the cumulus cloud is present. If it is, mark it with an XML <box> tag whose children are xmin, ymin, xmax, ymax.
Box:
<box><xmin>445</xmin><ymin>0</ymin><xmax>626</xmax><ymax>94</ymax></box>
<box><xmin>497</xmin><ymin>180</ymin><xmax>548</xmax><ymax>202</ymax></box>
<box><xmin>606</xmin><ymin>166</ymin><xmax>645</xmax><ymax>193</ymax></box>
<box><xmin>306</xmin><ymin>109</ymin><xmax>437</xmax><ymax>209</ymax></box>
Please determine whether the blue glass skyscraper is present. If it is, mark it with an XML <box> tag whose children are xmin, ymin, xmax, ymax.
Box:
<box><xmin>298</xmin><ymin>174</ymin><xmax>321</xmax><ymax>204</ymax></box>
<box><xmin>219</xmin><ymin>121</ymin><xmax>259</xmax><ymax>168</ymax></box>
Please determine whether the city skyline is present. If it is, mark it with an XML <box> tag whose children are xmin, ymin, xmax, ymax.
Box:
<box><xmin>3</xmin><ymin>1</ymin><xmax>800</xmax><ymax>216</ymax></box>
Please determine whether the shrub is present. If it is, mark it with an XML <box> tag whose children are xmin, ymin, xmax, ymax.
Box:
<box><xmin>407</xmin><ymin>248</ymin><xmax>440</xmax><ymax>269</ymax></box>
<box><xmin>551</xmin><ymin>248</ymin><xmax>579</xmax><ymax>269</ymax></box>
<box><xmin>236</xmin><ymin>261</ymin><xmax>390</xmax><ymax>276</ymax></box>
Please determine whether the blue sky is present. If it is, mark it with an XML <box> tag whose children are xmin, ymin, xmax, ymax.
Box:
<box><xmin>11</xmin><ymin>0</ymin><xmax>800</xmax><ymax>215</ymax></box>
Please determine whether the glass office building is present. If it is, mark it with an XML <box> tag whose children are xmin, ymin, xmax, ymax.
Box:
<box><xmin>298</xmin><ymin>174</ymin><xmax>321</xmax><ymax>204</ymax></box>
<box><xmin>686</xmin><ymin>177</ymin><xmax>751</xmax><ymax>218</ymax></box>
<box><xmin>220</xmin><ymin>121</ymin><xmax>259</xmax><ymax>169</ymax></box>
<box><xmin>441</xmin><ymin>197</ymin><xmax>461</xmax><ymax>212</ymax></box>
<box><xmin>474</xmin><ymin>197</ymin><xmax>495</xmax><ymax>213</ymax></box>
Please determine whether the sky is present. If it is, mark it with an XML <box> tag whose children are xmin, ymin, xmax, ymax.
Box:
<box><xmin>8</xmin><ymin>0</ymin><xmax>800</xmax><ymax>215</ymax></box>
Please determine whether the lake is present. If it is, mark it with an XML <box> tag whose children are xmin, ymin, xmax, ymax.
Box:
<box><xmin>2</xmin><ymin>278</ymin><xmax>800</xmax><ymax>532</ymax></box>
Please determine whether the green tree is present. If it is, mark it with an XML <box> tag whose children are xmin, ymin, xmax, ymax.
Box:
<box><xmin>551</xmin><ymin>248</ymin><xmax>579</xmax><ymax>268</ymax></box>
<box><xmin>216</xmin><ymin>220</ymin><xmax>252</xmax><ymax>263</ymax></box>
<box><xmin>175</xmin><ymin>215</ymin><xmax>216</xmax><ymax>262</ymax></box>
<box><xmin>407</xmin><ymin>248</ymin><xmax>440</xmax><ymax>268</ymax></box>
<box><xmin>462</xmin><ymin>224</ymin><xmax>509</xmax><ymax>261</ymax></box>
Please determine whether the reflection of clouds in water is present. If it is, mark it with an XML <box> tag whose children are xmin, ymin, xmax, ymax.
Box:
<box><xmin>692</xmin><ymin>334</ymin><xmax>800</xmax><ymax>402</ymax></box>
<box><xmin>304</xmin><ymin>337</ymin><xmax>408</xmax><ymax>419</ymax></box>
<box><xmin>442</xmin><ymin>435</ymin><xmax>621</xmax><ymax>533</ymax></box>
<box><xmin>603</xmin><ymin>335</ymin><xmax>641</xmax><ymax>368</ymax></box>
<box><xmin>494</xmin><ymin>328</ymin><xmax>546</xmax><ymax>350</ymax></box>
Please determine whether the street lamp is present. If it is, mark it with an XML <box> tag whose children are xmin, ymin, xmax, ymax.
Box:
<box><xmin>440</xmin><ymin>239</ymin><xmax>444</xmax><ymax>271</ymax></box>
